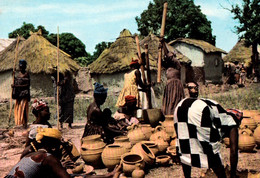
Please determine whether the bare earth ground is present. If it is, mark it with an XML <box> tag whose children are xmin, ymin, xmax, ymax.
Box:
<box><xmin>1</xmin><ymin>123</ymin><xmax>260</xmax><ymax>178</ymax></box>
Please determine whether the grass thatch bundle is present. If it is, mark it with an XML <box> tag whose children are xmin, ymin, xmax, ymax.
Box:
<box><xmin>223</xmin><ymin>39</ymin><xmax>252</xmax><ymax>67</ymax></box>
<box><xmin>89</xmin><ymin>29</ymin><xmax>155</xmax><ymax>74</ymax></box>
<box><xmin>169</xmin><ymin>38</ymin><xmax>227</xmax><ymax>54</ymax></box>
<box><xmin>0</xmin><ymin>31</ymin><xmax>79</xmax><ymax>74</ymax></box>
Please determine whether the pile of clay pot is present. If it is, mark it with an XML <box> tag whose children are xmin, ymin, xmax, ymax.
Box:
<box><xmin>80</xmin><ymin>114</ymin><xmax>177</xmax><ymax>178</ymax></box>
<box><xmin>223</xmin><ymin>110</ymin><xmax>260</xmax><ymax>152</ymax></box>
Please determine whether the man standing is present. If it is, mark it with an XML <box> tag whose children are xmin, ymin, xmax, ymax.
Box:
<box><xmin>174</xmin><ymin>82</ymin><xmax>239</xmax><ymax>178</ymax></box>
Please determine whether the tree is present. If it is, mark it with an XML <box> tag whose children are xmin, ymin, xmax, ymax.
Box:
<box><xmin>135</xmin><ymin>0</ymin><xmax>216</xmax><ymax>45</ymax></box>
<box><xmin>36</xmin><ymin>25</ymin><xmax>49</xmax><ymax>38</ymax></box>
<box><xmin>92</xmin><ymin>41</ymin><xmax>112</xmax><ymax>60</ymax></box>
<box><xmin>47</xmin><ymin>33</ymin><xmax>87</xmax><ymax>59</ymax></box>
<box><xmin>231</xmin><ymin>0</ymin><xmax>260</xmax><ymax>81</ymax></box>
<box><xmin>8</xmin><ymin>22</ymin><xmax>35</xmax><ymax>39</ymax></box>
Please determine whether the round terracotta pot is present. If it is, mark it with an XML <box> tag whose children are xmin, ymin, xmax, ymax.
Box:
<box><xmin>142</xmin><ymin>108</ymin><xmax>164</xmax><ymax>127</ymax></box>
<box><xmin>238</xmin><ymin>131</ymin><xmax>256</xmax><ymax>152</ymax></box>
<box><xmin>81</xmin><ymin>135</ymin><xmax>106</xmax><ymax>148</ymax></box>
<box><xmin>160</xmin><ymin>115</ymin><xmax>176</xmax><ymax>138</ymax></box>
<box><xmin>155</xmin><ymin>155</ymin><xmax>171</xmax><ymax>166</ymax></box>
<box><xmin>141</xmin><ymin>141</ymin><xmax>159</xmax><ymax>156</ymax></box>
<box><xmin>127</xmin><ymin>124</ymin><xmax>147</xmax><ymax>145</ymax></box>
<box><xmin>242</xmin><ymin>110</ymin><xmax>259</xmax><ymax>118</ymax></box>
<box><xmin>150</xmin><ymin>125</ymin><xmax>170</xmax><ymax>143</ymax></box>
<box><xmin>121</xmin><ymin>153</ymin><xmax>145</xmax><ymax>176</ymax></box>
<box><xmin>253</xmin><ymin>115</ymin><xmax>260</xmax><ymax>125</ymax></box>
<box><xmin>132</xmin><ymin>163</ymin><xmax>145</xmax><ymax>178</ymax></box>
<box><xmin>81</xmin><ymin>145</ymin><xmax>105</xmax><ymax>168</ymax></box>
<box><xmin>131</xmin><ymin>143</ymin><xmax>155</xmax><ymax>166</ymax></box>
<box><xmin>240</xmin><ymin>117</ymin><xmax>257</xmax><ymax>131</ymax></box>
<box><xmin>253</xmin><ymin>124</ymin><xmax>260</xmax><ymax>147</ymax></box>
<box><xmin>239</xmin><ymin>125</ymin><xmax>253</xmax><ymax>135</ymax></box>
<box><xmin>114</xmin><ymin>136</ymin><xmax>132</xmax><ymax>152</ymax></box>
<box><xmin>101</xmin><ymin>144</ymin><xmax>128</xmax><ymax>169</ymax></box>
<box><xmin>139</xmin><ymin>124</ymin><xmax>154</xmax><ymax>140</ymax></box>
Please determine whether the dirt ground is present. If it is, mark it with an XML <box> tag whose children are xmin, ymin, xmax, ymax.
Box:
<box><xmin>1</xmin><ymin>123</ymin><xmax>259</xmax><ymax>178</ymax></box>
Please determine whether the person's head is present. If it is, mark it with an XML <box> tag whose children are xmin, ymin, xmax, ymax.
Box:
<box><xmin>32</xmin><ymin>99</ymin><xmax>50</xmax><ymax>121</ymax></box>
<box><xmin>19</xmin><ymin>59</ymin><xmax>27</xmax><ymax>72</ymax></box>
<box><xmin>35</xmin><ymin>128</ymin><xmax>62</xmax><ymax>158</ymax></box>
<box><xmin>130</xmin><ymin>58</ymin><xmax>140</xmax><ymax>69</ymax></box>
<box><xmin>93</xmin><ymin>83</ymin><xmax>108</xmax><ymax>106</ymax></box>
<box><xmin>187</xmin><ymin>82</ymin><xmax>199</xmax><ymax>98</ymax></box>
<box><xmin>124</xmin><ymin>95</ymin><xmax>138</xmax><ymax>115</ymax></box>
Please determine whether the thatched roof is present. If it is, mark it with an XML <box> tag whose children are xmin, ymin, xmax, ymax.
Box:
<box><xmin>169</xmin><ymin>38</ymin><xmax>227</xmax><ymax>54</ymax></box>
<box><xmin>0</xmin><ymin>38</ymin><xmax>16</xmax><ymax>52</ymax></box>
<box><xmin>223</xmin><ymin>39</ymin><xmax>252</xmax><ymax>67</ymax></box>
<box><xmin>140</xmin><ymin>33</ymin><xmax>191</xmax><ymax>64</ymax></box>
<box><xmin>89</xmin><ymin>29</ymin><xmax>156</xmax><ymax>74</ymax></box>
<box><xmin>0</xmin><ymin>31</ymin><xmax>80</xmax><ymax>74</ymax></box>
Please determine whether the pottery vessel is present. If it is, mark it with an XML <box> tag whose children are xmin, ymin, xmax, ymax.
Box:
<box><xmin>142</xmin><ymin>108</ymin><xmax>164</xmax><ymax>127</ymax></box>
<box><xmin>253</xmin><ymin>115</ymin><xmax>260</xmax><ymax>125</ymax></box>
<box><xmin>240</xmin><ymin>117</ymin><xmax>257</xmax><ymax>131</ymax></box>
<box><xmin>101</xmin><ymin>144</ymin><xmax>128</xmax><ymax>169</ymax></box>
<box><xmin>160</xmin><ymin>115</ymin><xmax>176</xmax><ymax>138</ymax></box>
<box><xmin>239</xmin><ymin>125</ymin><xmax>253</xmax><ymax>135</ymax></box>
<box><xmin>132</xmin><ymin>163</ymin><xmax>145</xmax><ymax>178</ymax></box>
<box><xmin>242</xmin><ymin>110</ymin><xmax>259</xmax><ymax>118</ymax></box>
<box><xmin>114</xmin><ymin>136</ymin><xmax>132</xmax><ymax>152</ymax></box>
<box><xmin>238</xmin><ymin>131</ymin><xmax>256</xmax><ymax>152</ymax></box>
<box><xmin>121</xmin><ymin>153</ymin><xmax>145</xmax><ymax>176</ymax></box>
<box><xmin>81</xmin><ymin>135</ymin><xmax>106</xmax><ymax>148</ymax></box>
<box><xmin>155</xmin><ymin>155</ymin><xmax>171</xmax><ymax>166</ymax></box>
<box><xmin>150</xmin><ymin>125</ymin><xmax>170</xmax><ymax>143</ymax></box>
<box><xmin>155</xmin><ymin>136</ymin><xmax>169</xmax><ymax>153</ymax></box>
<box><xmin>139</xmin><ymin>124</ymin><xmax>154</xmax><ymax>140</ymax></box>
<box><xmin>141</xmin><ymin>141</ymin><xmax>159</xmax><ymax>156</ymax></box>
<box><xmin>127</xmin><ymin>124</ymin><xmax>147</xmax><ymax>144</ymax></box>
<box><xmin>131</xmin><ymin>142</ymin><xmax>155</xmax><ymax>166</ymax></box>
<box><xmin>253</xmin><ymin>124</ymin><xmax>260</xmax><ymax>147</ymax></box>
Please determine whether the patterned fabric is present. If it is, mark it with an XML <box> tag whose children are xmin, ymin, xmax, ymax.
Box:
<box><xmin>28</xmin><ymin>124</ymin><xmax>49</xmax><ymax>139</ymax></box>
<box><xmin>94</xmin><ymin>82</ymin><xmax>108</xmax><ymax>94</ymax></box>
<box><xmin>116</xmin><ymin>70</ymin><xmax>140</xmax><ymax>107</ymax></box>
<box><xmin>14</xmin><ymin>99</ymin><xmax>29</xmax><ymax>126</ymax></box>
<box><xmin>31</xmin><ymin>99</ymin><xmax>48</xmax><ymax>111</ymax></box>
<box><xmin>36</xmin><ymin>128</ymin><xmax>62</xmax><ymax>143</ymax></box>
<box><xmin>174</xmin><ymin>98</ymin><xmax>237</xmax><ymax>168</ymax></box>
<box><xmin>130</xmin><ymin>59</ymin><xmax>139</xmax><ymax>66</ymax></box>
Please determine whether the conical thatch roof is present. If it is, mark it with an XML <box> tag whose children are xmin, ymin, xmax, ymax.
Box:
<box><xmin>223</xmin><ymin>39</ymin><xmax>252</xmax><ymax>67</ymax></box>
<box><xmin>89</xmin><ymin>29</ymin><xmax>156</xmax><ymax>74</ymax></box>
<box><xmin>169</xmin><ymin>38</ymin><xmax>227</xmax><ymax>54</ymax></box>
<box><xmin>140</xmin><ymin>33</ymin><xmax>191</xmax><ymax>64</ymax></box>
<box><xmin>0</xmin><ymin>31</ymin><xmax>79</xmax><ymax>74</ymax></box>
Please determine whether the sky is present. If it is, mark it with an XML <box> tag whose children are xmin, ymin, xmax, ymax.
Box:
<box><xmin>0</xmin><ymin>0</ymin><xmax>241</xmax><ymax>54</ymax></box>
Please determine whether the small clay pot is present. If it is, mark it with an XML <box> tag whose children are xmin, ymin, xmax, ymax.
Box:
<box><xmin>155</xmin><ymin>155</ymin><xmax>171</xmax><ymax>166</ymax></box>
<box><xmin>131</xmin><ymin>143</ymin><xmax>155</xmax><ymax>166</ymax></box>
<box><xmin>121</xmin><ymin>153</ymin><xmax>145</xmax><ymax>176</ymax></box>
<box><xmin>132</xmin><ymin>163</ymin><xmax>145</xmax><ymax>178</ymax></box>
<box><xmin>141</xmin><ymin>141</ymin><xmax>159</xmax><ymax>156</ymax></box>
<box><xmin>238</xmin><ymin>131</ymin><xmax>256</xmax><ymax>152</ymax></box>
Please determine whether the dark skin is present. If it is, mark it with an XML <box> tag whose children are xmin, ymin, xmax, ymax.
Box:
<box><xmin>130</xmin><ymin>64</ymin><xmax>150</xmax><ymax>91</ymax></box>
<box><xmin>11</xmin><ymin>64</ymin><xmax>30</xmax><ymax>89</ymax></box>
<box><xmin>182</xmin><ymin>82</ymin><xmax>238</xmax><ymax>178</ymax></box>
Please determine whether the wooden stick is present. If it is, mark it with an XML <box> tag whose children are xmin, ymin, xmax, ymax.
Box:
<box><xmin>57</xmin><ymin>26</ymin><xmax>60</xmax><ymax>130</ymax></box>
<box><xmin>8</xmin><ymin>35</ymin><xmax>20</xmax><ymax>126</ymax></box>
<box><xmin>135</xmin><ymin>35</ymin><xmax>147</xmax><ymax>84</ymax></box>
<box><xmin>157</xmin><ymin>2</ymin><xmax>168</xmax><ymax>83</ymax></box>
<box><xmin>145</xmin><ymin>43</ymin><xmax>152</xmax><ymax>109</ymax></box>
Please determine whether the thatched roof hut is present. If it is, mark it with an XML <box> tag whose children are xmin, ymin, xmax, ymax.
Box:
<box><xmin>89</xmin><ymin>29</ymin><xmax>155</xmax><ymax>74</ymax></box>
<box><xmin>0</xmin><ymin>38</ymin><xmax>16</xmax><ymax>52</ymax></box>
<box><xmin>223</xmin><ymin>39</ymin><xmax>253</xmax><ymax>67</ymax></box>
<box><xmin>0</xmin><ymin>31</ymin><xmax>79</xmax><ymax>74</ymax></box>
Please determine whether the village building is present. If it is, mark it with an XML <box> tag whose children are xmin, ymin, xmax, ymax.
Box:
<box><xmin>169</xmin><ymin>38</ymin><xmax>227</xmax><ymax>84</ymax></box>
<box><xmin>0</xmin><ymin>30</ymin><xmax>79</xmax><ymax>99</ymax></box>
<box><xmin>0</xmin><ymin>38</ymin><xmax>16</xmax><ymax>52</ymax></box>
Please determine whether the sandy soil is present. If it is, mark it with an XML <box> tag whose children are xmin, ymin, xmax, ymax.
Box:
<box><xmin>1</xmin><ymin>123</ymin><xmax>260</xmax><ymax>178</ymax></box>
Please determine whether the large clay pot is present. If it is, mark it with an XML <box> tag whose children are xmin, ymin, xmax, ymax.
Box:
<box><xmin>154</xmin><ymin>136</ymin><xmax>169</xmax><ymax>153</ymax></box>
<box><xmin>141</xmin><ymin>141</ymin><xmax>159</xmax><ymax>156</ymax></box>
<box><xmin>150</xmin><ymin>126</ymin><xmax>170</xmax><ymax>143</ymax></box>
<box><xmin>238</xmin><ymin>131</ymin><xmax>256</xmax><ymax>152</ymax></box>
<box><xmin>81</xmin><ymin>135</ymin><xmax>106</xmax><ymax>168</ymax></box>
<box><xmin>142</xmin><ymin>108</ymin><xmax>164</xmax><ymax>127</ymax></box>
<box><xmin>114</xmin><ymin>136</ymin><xmax>132</xmax><ymax>152</ymax></box>
<box><xmin>253</xmin><ymin>124</ymin><xmax>260</xmax><ymax>147</ymax></box>
<box><xmin>101</xmin><ymin>144</ymin><xmax>128</xmax><ymax>169</ymax></box>
<box><xmin>155</xmin><ymin>155</ymin><xmax>171</xmax><ymax>166</ymax></box>
<box><xmin>253</xmin><ymin>115</ymin><xmax>260</xmax><ymax>125</ymax></box>
<box><xmin>139</xmin><ymin>124</ymin><xmax>154</xmax><ymax>140</ymax></box>
<box><xmin>127</xmin><ymin>124</ymin><xmax>147</xmax><ymax>145</ymax></box>
<box><xmin>131</xmin><ymin>143</ymin><xmax>155</xmax><ymax>166</ymax></box>
<box><xmin>160</xmin><ymin>115</ymin><xmax>176</xmax><ymax>138</ymax></box>
<box><xmin>132</xmin><ymin>163</ymin><xmax>145</xmax><ymax>178</ymax></box>
<box><xmin>121</xmin><ymin>153</ymin><xmax>145</xmax><ymax>176</ymax></box>
<box><xmin>242</xmin><ymin>110</ymin><xmax>259</xmax><ymax>118</ymax></box>
<box><xmin>240</xmin><ymin>117</ymin><xmax>257</xmax><ymax>131</ymax></box>
<box><xmin>239</xmin><ymin>125</ymin><xmax>253</xmax><ymax>135</ymax></box>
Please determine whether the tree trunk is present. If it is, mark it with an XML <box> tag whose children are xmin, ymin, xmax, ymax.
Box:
<box><xmin>252</xmin><ymin>41</ymin><xmax>259</xmax><ymax>82</ymax></box>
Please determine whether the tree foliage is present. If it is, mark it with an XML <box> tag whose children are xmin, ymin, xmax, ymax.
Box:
<box><xmin>135</xmin><ymin>0</ymin><xmax>216</xmax><ymax>45</ymax></box>
<box><xmin>92</xmin><ymin>41</ymin><xmax>112</xmax><ymax>60</ymax></box>
<box><xmin>8</xmin><ymin>22</ymin><xmax>35</xmax><ymax>39</ymax></box>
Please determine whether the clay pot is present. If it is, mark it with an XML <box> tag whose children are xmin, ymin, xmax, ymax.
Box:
<box><xmin>170</xmin><ymin>138</ymin><xmax>176</xmax><ymax>146</ymax></box>
<box><xmin>155</xmin><ymin>136</ymin><xmax>169</xmax><ymax>153</ymax></box>
<box><xmin>132</xmin><ymin>163</ymin><xmax>145</xmax><ymax>178</ymax></box>
<box><xmin>139</xmin><ymin>124</ymin><xmax>154</xmax><ymax>140</ymax></box>
<box><xmin>167</xmin><ymin>145</ymin><xmax>176</xmax><ymax>156</ymax></box>
<box><xmin>240</xmin><ymin>117</ymin><xmax>257</xmax><ymax>131</ymax></box>
<box><xmin>101</xmin><ymin>144</ymin><xmax>128</xmax><ymax>169</ymax></box>
<box><xmin>127</xmin><ymin>124</ymin><xmax>147</xmax><ymax>145</ymax></box>
<box><xmin>253</xmin><ymin>115</ymin><xmax>260</xmax><ymax>124</ymax></box>
<box><xmin>253</xmin><ymin>124</ymin><xmax>260</xmax><ymax>147</ymax></box>
<box><xmin>238</xmin><ymin>131</ymin><xmax>256</xmax><ymax>152</ymax></box>
<box><xmin>131</xmin><ymin>142</ymin><xmax>155</xmax><ymax>166</ymax></box>
<box><xmin>141</xmin><ymin>141</ymin><xmax>159</xmax><ymax>156</ymax></box>
<box><xmin>239</xmin><ymin>125</ymin><xmax>253</xmax><ymax>135</ymax></box>
<box><xmin>81</xmin><ymin>135</ymin><xmax>106</xmax><ymax>168</ymax></box>
<box><xmin>142</xmin><ymin>108</ymin><xmax>164</xmax><ymax>127</ymax></box>
<box><xmin>150</xmin><ymin>125</ymin><xmax>170</xmax><ymax>143</ymax></box>
<box><xmin>121</xmin><ymin>153</ymin><xmax>145</xmax><ymax>176</ymax></box>
<box><xmin>114</xmin><ymin>136</ymin><xmax>132</xmax><ymax>152</ymax></box>
<box><xmin>160</xmin><ymin>115</ymin><xmax>176</xmax><ymax>138</ymax></box>
<box><xmin>242</xmin><ymin>110</ymin><xmax>259</xmax><ymax>118</ymax></box>
<box><xmin>155</xmin><ymin>155</ymin><xmax>171</xmax><ymax>166</ymax></box>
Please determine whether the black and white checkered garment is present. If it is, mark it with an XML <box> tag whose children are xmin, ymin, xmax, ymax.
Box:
<box><xmin>173</xmin><ymin>98</ymin><xmax>237</xmax><ymax>168</ymax></box>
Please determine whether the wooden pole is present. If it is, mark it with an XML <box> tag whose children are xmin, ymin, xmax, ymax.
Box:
<box><xmin>57</xmin><ymin>26</ymin><xmax>60</xmax><ymax>130</ymax></box>
<box><xmin>145</xmin><ymin>43</ymin><xmax>152</xmax><ymax>109</ymax></box>
<box><xmin>8</xmin><ymin>35</ymin><xmax>20</xmax><ymax>126</ymax></box>
<box><xmin>135</xmin><ymin>35</ymin><xmax>147</xmax><ymax>84</ymax></box>
<box><xmin>157</xmin><ymin>2</ymin><xmax>168</xmax><ymax>83</ymax></box>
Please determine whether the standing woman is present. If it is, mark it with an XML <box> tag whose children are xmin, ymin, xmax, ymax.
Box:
<box><xmin>12</xmin><ymin>59</ymin><xmax>30</xmax><ymax>128</ymax></box>
<box><xmin>116</xmin><ymin>59</ymin><xmax>149</xmax><ymax>108</ymax></box>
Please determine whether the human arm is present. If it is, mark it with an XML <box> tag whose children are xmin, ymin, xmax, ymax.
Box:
<box><xmin>229</xmin><ymin>127</ymin><xmax>238</xmax><ymax>178</ymax></box>
<box><xmin>135</xmin><ymin>69</ymin><xmax>150</xmax><ymax>90</ymax></box>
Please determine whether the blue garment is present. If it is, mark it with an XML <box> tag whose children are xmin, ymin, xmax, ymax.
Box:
<box><xmin>94</xmin><ymin>82</ymin><xmax>108</xmax><ymax>94</ymax></box>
